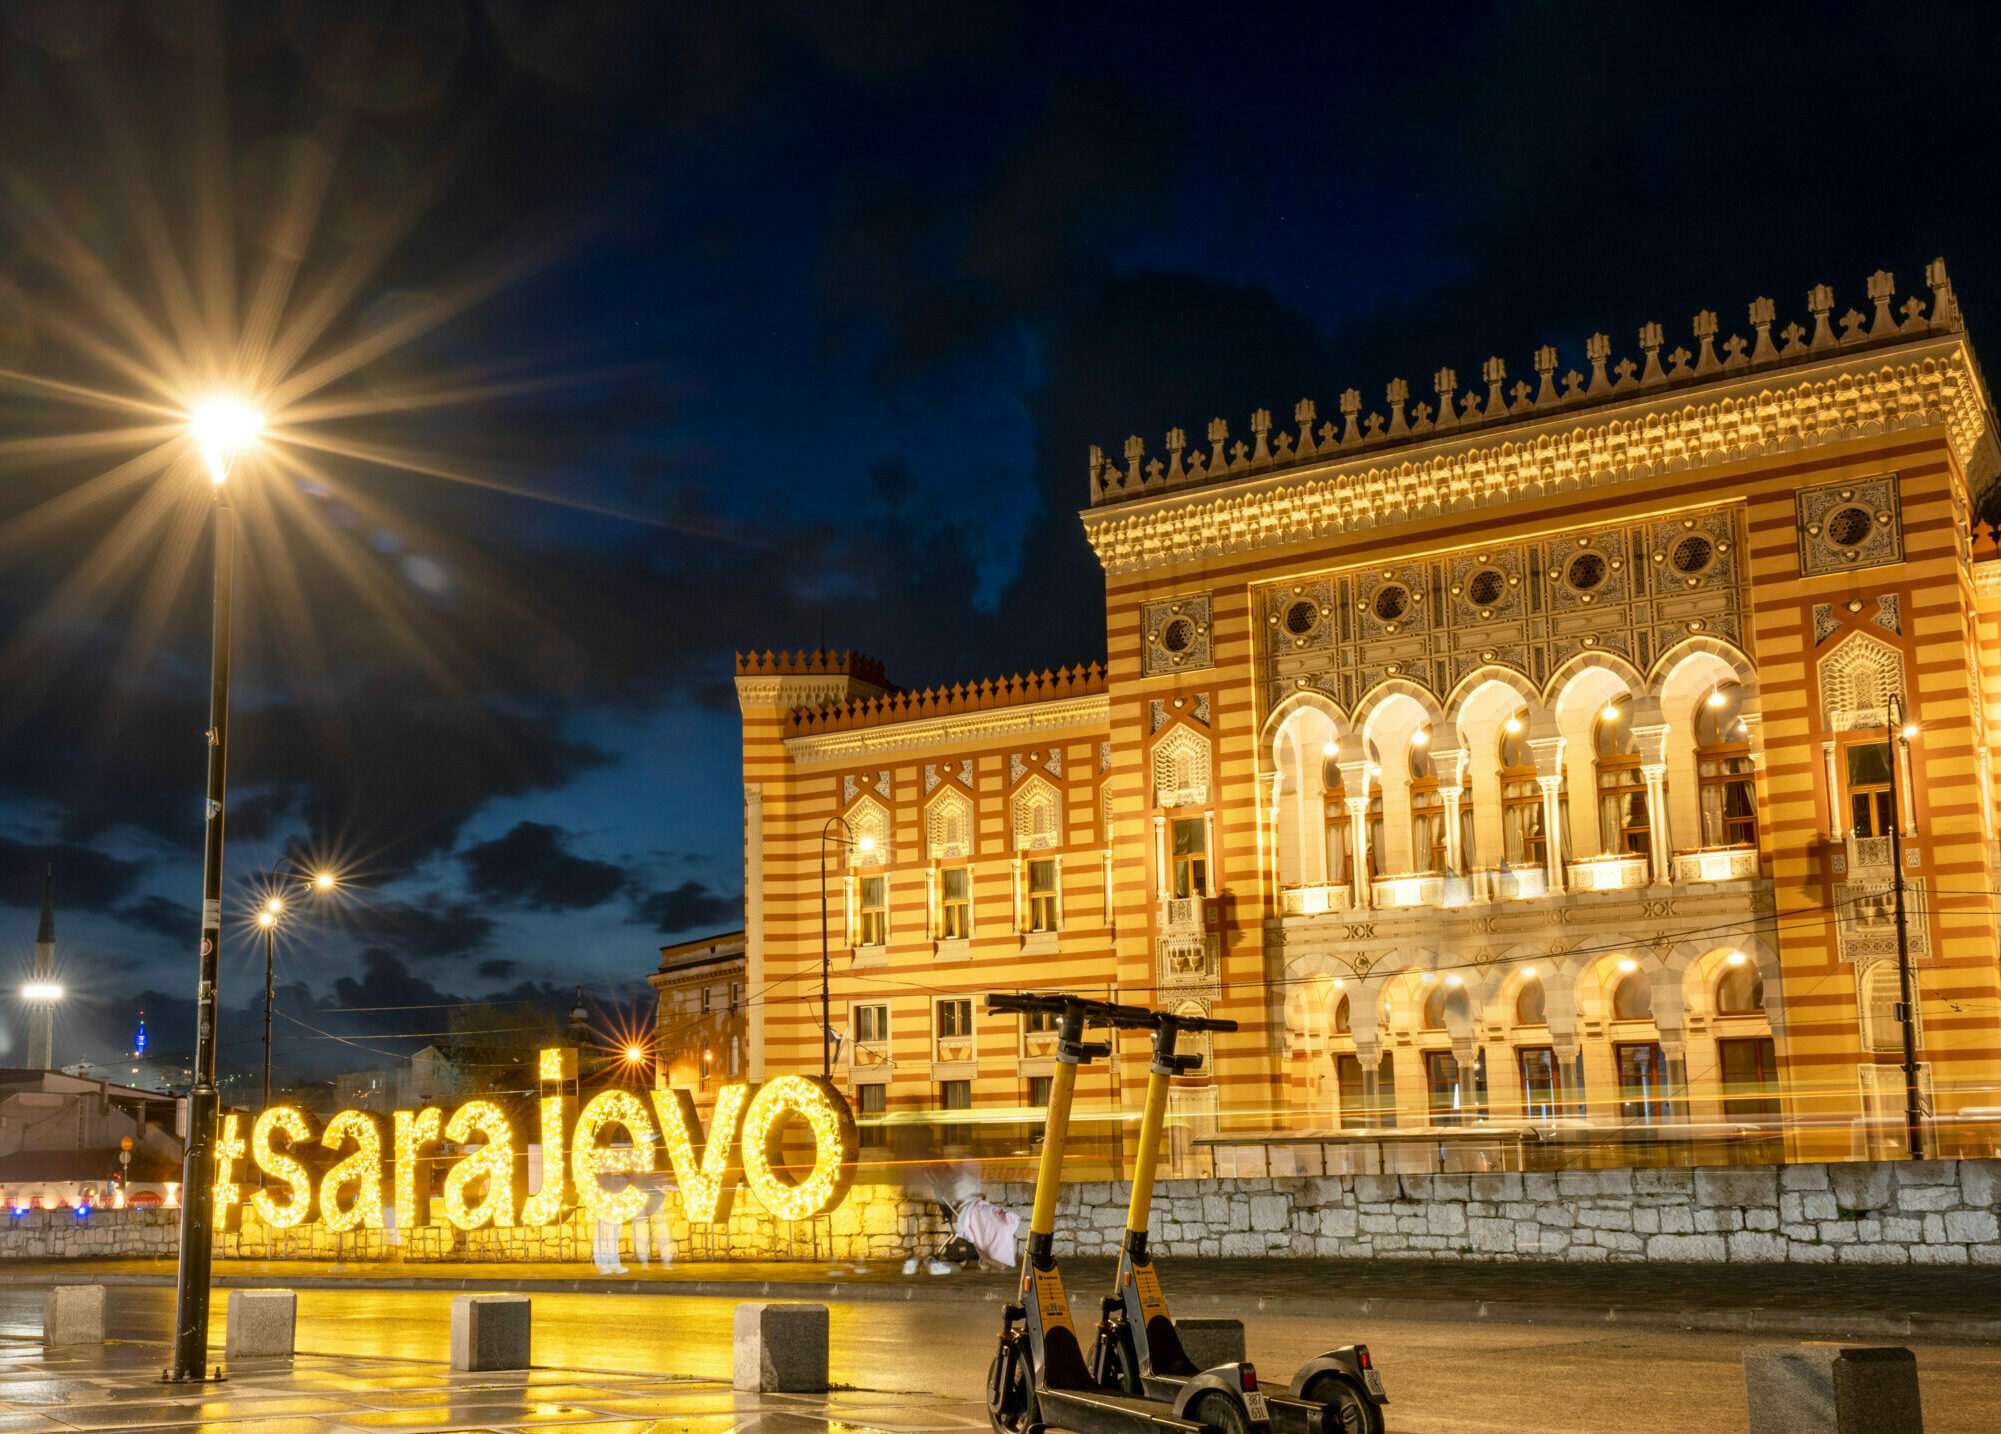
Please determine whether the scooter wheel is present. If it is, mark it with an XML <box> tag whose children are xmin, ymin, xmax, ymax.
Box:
<box><xmin>1189</xmin><ymin>1392</ymin><xmax>1250</xmax><ymax>1434</ymax></box>
<box><xmin>986</xmin><ymin>1350</ymin><xmax>1036</xmax><ymax>1434</ymax></box>
<box><xmin>1301</xmin><ymin>1376</ymin><xmax>1381</xmax><ymax>1434</ymax></box>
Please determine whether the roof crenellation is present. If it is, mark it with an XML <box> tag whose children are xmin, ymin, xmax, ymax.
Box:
<box><xmin>785</xmin><ymin>662</ymin><xmax>1107</xmax><ymax>737</ymax></box>
<box><xmin>1087</xmin><ymin>261</ymin><xmax>1969</xmax><ymax>508</ymax></box>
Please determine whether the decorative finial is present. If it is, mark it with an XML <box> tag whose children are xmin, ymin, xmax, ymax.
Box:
<box><xmin>1926</xmin><ymin>257</ymin><xmax>1958</xmax><ymax>329</ymax></box>
<box><xmin>1584</xmin><ymin>334</ymin><xmax>1611</xmax><ymax>396</ymax></box>
<box><xmin>1207</xmin><ymin>418</ymin><xmax>1228</xmax><ymax>474</ymax></box>
<box><xmin>1124</xmin><ymin>434</ymin><xmax>1146</xmax><ymax>487</ymax></box>
<box><xmin>1249</xmin><ymin>407</ymin><xmax>1272</xmax><ymax>466</ymax></box>
<box><xmin>1867</xmin><ymin>270</ymin><xmax>1897</xmax><ymax>338</ymax></box>
<box><xmin>1482</xmin><ymin>356</ymin><xmax>1507</xmax><ymax>415</ymax></box>
<box><xmin>1385</xmin><ymin>378</ymin><xmax>1410</xmax><ymax>436</ymax></box>
<box><xmin>1338</xmin><ymin>388</ymin><xmax>1362</xmax><ymax>445</ymax></box>
<box><xmin>1638</xmin><ymin>322</ymin><xmax>1666</xmax><ymax>387</ymax></box>
<box><xmin>1748</xmin><ymin>298</ymin><xmax>1777</xmax><ymax>363</ymax></box>
<box><xmin>1807</xmin><ymin>283</ymin><xmax>1836</xmax><ymax>351</ymax></box>
<box><xmin>1432</xmin><ymin>368</ymin><xmax>1458</xmax><ymax>431</ymax></box>
<box><xmin>1165</xmin><ymin>426</ymin><xmax>1187</xmax><ymax>481</ymax></box>
<box><xmin>1293</xmin><ymin>399</ymin><xmax>1317</xmax><ymax>457</ymax></box>
<box><xmin>1087</xmin><ymin>443</ymin><xmax>1108</xmax><ymax>501</ymax></box>
<box><xmin>1532</xmin><ymin>345</ymin><xmax>1559</xmax><ymax>407</ymax></box>
<box><xmin>1692</xmin><ymin>311</ymin><xmax>1720</xmax><ymax>375</ymax></box>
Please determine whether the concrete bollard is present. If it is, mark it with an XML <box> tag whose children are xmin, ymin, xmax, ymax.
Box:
<box><xmin>733</xmin><ymin>1302</ymin><xmax>828</xmax><ymax>1393</ymax></box>
<box><xmin>42</xmin><ymin>1285</ymin><xmax>105</xmax><ymax>1346</ymax></box>
<box><xmin>225</xmin><ymin>1289</ymin><xmax>297</xmax><ymax>1359</ymax></box>
<box><xmin>1175</xmin><ymin>1318</ymin><xmax>1246</xmax><ymax>1371</ymax></box>
<box><xmin>450</xmin><ymin>1294</ymin><xmax>531</xmax><ymax>1373</ymax></box>
<box><xmin>1743</xmin><ymin>1344</ymin><xmax>1923</xmax><ymax>1434</ymax></box>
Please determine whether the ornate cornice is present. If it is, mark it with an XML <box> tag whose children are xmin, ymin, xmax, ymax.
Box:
<box><xmin>783</xmin><ymin>693</ymin><xmax>1109</xmax><ymax>766</ymax></box>
<box><xmin>1084</xmin><ymin>338</ymin><xmax>1997</xmax><ymax>577</ymax></box>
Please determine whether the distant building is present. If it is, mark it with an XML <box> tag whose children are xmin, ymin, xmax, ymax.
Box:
<box><xmin>648</xmin><ymin>931</ymin><xmax>746</xmax><ymax>1098</ymax></box>
<box><xmin>408</xmin><ymin>1043</ymin><xmax>461</xmax><ymax>1104</ymax></box>
<box><xmin>0</xmin><ymin>1069</ymin><xmax>184</xmax><ymax>1209</ymax></box>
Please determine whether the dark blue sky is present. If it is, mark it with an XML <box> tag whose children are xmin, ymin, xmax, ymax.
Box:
<box><xmin>2</xmin><ymin>1</ymin><xmax>1998</xmax><ymax>1077</ymax></box>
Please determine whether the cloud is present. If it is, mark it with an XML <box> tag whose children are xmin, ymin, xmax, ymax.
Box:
<box><xmin>0</xmin><ymin>838</ymin><xmax>145</xmax><ymax>914</ymax></box>
<box><xmin>475</xmin><ymin>958</ymin><xmax>517</xmax><ymax>980</ymax></box>
<box><xmin>116</xmin><ymin>894</ymin><xmax>197</xmax><ymax>938</ymax></box>
<box><xmin>632</xmin><ymin>880</ymin><xmax>739</xmax><ymax>936</ymax></box>
<box><xmin>460</xmin><ymin>821</ymin><xmax>628</xmax><ymax>911</ymax></box>
<box><xmin>347</xmin><ymin>899</ymin><xmax>496</xmax><ymax>960</ymax></box>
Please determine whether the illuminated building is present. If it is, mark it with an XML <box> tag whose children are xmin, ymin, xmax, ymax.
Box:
<box><xmin>647</xmin><ymin>931</ymin><xmax>746</xmax><ymax>1098</ymax></box>
<box><xmin>739</xmin><ymin>262</ymin><xmax>2001</xmax><ymax>1162</ymax></box>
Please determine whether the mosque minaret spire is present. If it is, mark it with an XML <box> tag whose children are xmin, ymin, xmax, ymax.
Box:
<box><xmin>27</xmin><ymin>866</ymin><xmax>55</xmax><ymax>1069</ymax></box>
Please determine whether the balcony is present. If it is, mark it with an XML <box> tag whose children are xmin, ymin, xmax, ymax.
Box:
<box><xmin>1372</xmin><ymin>871</ymin><xmax>1444</xmax><ymax>909</ymax></box>
<box><xmin>1280</xmin><ymin>883</ymin><xmax>1354</xmax><ymax>916</ymax></box>
<box><xmin>1567</xmin><ymin>853</ymin><xmax>1651</xmax><ymax>892</ymax></box>
<box><xmin>1673</xmin><ymin>845</ymin><xmax>1760</xmax><ymax>883</ymax></box>
<box><xmin>1478</xmin><ymin>865</ymin><xmax>1548</xmax><ymax>901</ymax></box>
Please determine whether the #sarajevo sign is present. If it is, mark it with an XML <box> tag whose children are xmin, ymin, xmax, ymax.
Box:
<box><xmin>214</xmin><ymin>1053</ymin><xmax>857</xmax><ymax>1234</ymax></box>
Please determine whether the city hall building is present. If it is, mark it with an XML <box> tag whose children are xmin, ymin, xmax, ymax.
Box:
<box><xmin>737</xmin><ymin>261</ymin><xmax>2001</xmax><ymax>1165</ymax></box>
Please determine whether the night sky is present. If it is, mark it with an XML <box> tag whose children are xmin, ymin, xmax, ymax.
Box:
<box><xmin>3</xmin><ymin>2</ymin><xmax>1999</xmax><ymax>1080</ymax></box>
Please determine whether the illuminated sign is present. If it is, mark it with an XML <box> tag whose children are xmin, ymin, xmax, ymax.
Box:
<box><xmin>233</xmin><ymin>1051</ymin><xmax>857</xmax><ymax>1234</ymax></box>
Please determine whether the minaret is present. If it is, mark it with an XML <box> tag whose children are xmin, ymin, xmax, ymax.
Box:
<box><xmin>27</xmin><ymin>867</ymin><xmax>54</xmax><ymax>1069</ymax></box>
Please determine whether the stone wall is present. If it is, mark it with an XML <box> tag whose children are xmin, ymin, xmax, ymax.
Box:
<box><xmin>6</xmin><ymin>1161</ymin><xmax>1997</xmax><ymax>1266</ymax></box>
<box><xmin>1003</xmin><ymin>1159</ymin><xmax>2001</xmax><ymax>1265</ymax></box>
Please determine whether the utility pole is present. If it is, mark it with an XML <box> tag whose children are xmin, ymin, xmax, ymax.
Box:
<box><xmin>1885</xmin><ymin>693</ymin><xmax>1924</xmax><ymax>1161</ymax></box>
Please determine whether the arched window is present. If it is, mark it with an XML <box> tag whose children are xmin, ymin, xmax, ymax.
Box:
<box><xmin>1499</xmin><ymin>709</ymin><xmax>1546</xmax><ymax>866</ymax></box>
<box><xmin>1333</xmin><ymin>993</ymin><xmax>1351</xmax><ymax>1034</ymax></box>
<box><xmin>1696</xmin><ymin>682</ymin><xmax>1757</xmax><ymax>848</ymax></box>
<box><xmin>1611</xmin><ymin>968</ymin><xmax>1654</xmax><ymax>1021</ymax></box>
<box><xmin>1515</xmin><ymin>978</ymin><xmax>1546</xmax><ymax>1026</ymax></box>
<box><xmin>1595</xmin><ymin>695</ymin><xmax>1649</xmax><ymax>856</ymax></box>
<box><xmin>1322</xmin><ymin>754</ymin><xmax>1350</xmax><ymax>885</ymax></box>
<box><xmin>1716</xmin><ymin>959</ymin><xmax>1765</xmax><ymax>1014</ymax></box>
<box><xmin>1407</xmin><ymin>726</ymin><xmax>1469</xmax><ymax>873</ymax></box>
<box><xmin>1861</xmin><ymin>964</ymin><xmax>1908</xmax><ymax>1053</ymax></box>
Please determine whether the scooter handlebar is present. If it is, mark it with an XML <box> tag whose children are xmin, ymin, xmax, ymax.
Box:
<box><xmin>983</xmin><ymin>992</ymin><xmax>1161</xmax><ymax>1029</ymax></box>
<box><xmin>1166</xmin><ymin>1014</ymin><xmax>1238</xmax><ymax>1034</ymax></box>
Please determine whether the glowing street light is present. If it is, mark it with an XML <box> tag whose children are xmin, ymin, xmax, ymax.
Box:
<box><xmin>190</xmin><ymin>400</ymin><xmax>264</xmax><ymax>484</ymax></box>
<box><xmin>21</xmin><ymin>982</ymin><xmax>63</xmax><ymax>1002</ymax></box>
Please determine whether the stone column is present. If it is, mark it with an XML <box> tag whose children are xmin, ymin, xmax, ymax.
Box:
<box><xmin>1347</xmin><ymin>798</ymin><xmax>1373</xmax><ymax>908</ymax></box>
<box><xmin>1552</xmin><ymin>1038</ymin><xmax>1584</xmax><ymax>1121</ymax></box>
<box><xmin>1659</xmin><ymin>1039</ymin><xmax>1690</xmax><ymax>1124</ymax></box>
<box><xmin>1435</xmin><ymin>743</ymin><xmax>1468</xmax><ymax>873</ymax></box>
<box><xmin>1528</xmin><ymin>721</ymin><xmax>1566</xmax><ymax>891</ymax></box>
<box><xmin>1152</xmin><ymin>813</ymin><xmax>1168</xmax><ymax>892</ymax></box>
<box><xmin>1821</xmin><ymin>740</ymin><xmax>1842</xmax><ymax>840</ymax></box>
<box><xmin>1630</xmin><ymin>699</ymin><xmax>1671</xmax><ymax>884</ymax></box>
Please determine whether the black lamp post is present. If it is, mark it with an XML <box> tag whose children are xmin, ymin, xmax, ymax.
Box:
<box><xmin>1884</xmin><ymin>693</ymin><xmax>1924</xmax><ymax>1161</ymax></box>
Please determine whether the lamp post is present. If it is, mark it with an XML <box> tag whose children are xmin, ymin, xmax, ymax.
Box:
<box><xmin>258</xmin><ymin>858</ymin><xmax>337</xmax><ymax>1113</ymax></box>
<box><xmin>817</xmin><ymin>817</ymin><xmax>876</xmax><ymax>1079</ymax></box>
<box><xmin>1884</xmin><ymin>693</ymin><xmax>1924</xmax><ymax>1161</ymax></box>
<box><xmin>168</xmin><ymin>399</ymin><xmax>262</xmax><ymax>1385</ymax></box>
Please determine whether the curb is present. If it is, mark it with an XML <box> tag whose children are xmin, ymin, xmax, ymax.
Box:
<box><xmin>17</xmin><ymin>1270</ymin><xmax>2001</xmax><ymax>1345</ymax></box>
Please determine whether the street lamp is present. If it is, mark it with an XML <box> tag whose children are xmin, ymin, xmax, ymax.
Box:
<box><xmin>1884</xmin><ymin>693</ymin><xmax>1924</xmax><ymax>1161</ymax></box>
<box><xmin>818</xmin><ymin>818</ymin><xmax>876</xmax><ymax>1079</ymax></box>
<box><xmin>169</xmin><ymin>397</ymin><xmax>263</xmax><ymax>1385</ymax></box>
<box><xmin>258</xmin><ymin>857</ymin><xmax>339</xmax><ymax>1114</ymax></box>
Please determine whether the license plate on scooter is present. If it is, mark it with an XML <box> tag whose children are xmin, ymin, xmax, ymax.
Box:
<box><xmin>1242</xmin><ymin>1391</ymin><xmax>1270</xmax><ymax>1425</ymax></box>
<box><xmin>1361</xmin><ymin>1369</ymin><xmax>1385</xmax><ymax>1400</ymax></box>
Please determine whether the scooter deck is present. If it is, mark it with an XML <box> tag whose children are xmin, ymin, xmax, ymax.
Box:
<box><xmin>1034</xmin><ymin>1386</ymin><xmax>1210</xmax><ymax>1434</ymax></box>
<box><xmin>1136</xmin><ymin>1377</ymin><xmax>1322</xmax><ymax>1434</ymax></box>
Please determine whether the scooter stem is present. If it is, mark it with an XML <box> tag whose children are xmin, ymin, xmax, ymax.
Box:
<box><xmin>1031</xmin><ymin>1050</ymin><xmax>1079</xmax><ymax>1239</ymax></box>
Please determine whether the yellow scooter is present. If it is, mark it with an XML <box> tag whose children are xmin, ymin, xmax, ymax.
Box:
<box><xmin>1089</xmin><ymin>1011</ymin><xmax>1388</xmax><ymax>1434</ymax></box>
<box><xmin>985</xmin><ymin>993</ymin><xmax>1270</xmax><ymax>1434</ymax></box>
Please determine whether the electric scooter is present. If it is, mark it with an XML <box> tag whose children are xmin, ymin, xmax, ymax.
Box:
<box><xmin>985</xmin><ymin>993</ymin><xmax>1271</xmax><ymax>1434</ymax></box>
<box><xmin>1089</xmin><ymin>1012</ymin><xmax>1390</xmax><ymax>1434</ymax></box>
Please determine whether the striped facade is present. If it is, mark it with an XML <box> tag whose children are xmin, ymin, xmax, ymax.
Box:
<box><xmin>739</xmin><ymin>267</ymin><xmax>2001</xmax><ymax>1164</ymax></box>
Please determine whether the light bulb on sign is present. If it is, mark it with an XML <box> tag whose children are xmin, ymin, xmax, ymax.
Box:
<box><xmin>571</xmin><ymin>1089</ymin><xmax>659</xmax><ymax>1223</ymax></box>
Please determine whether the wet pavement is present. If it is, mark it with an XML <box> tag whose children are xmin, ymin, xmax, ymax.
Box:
<box><xmin>3</xmin><ymin>1285</ymin><xmax>2001</xmax><ymax>1432</ymax></box>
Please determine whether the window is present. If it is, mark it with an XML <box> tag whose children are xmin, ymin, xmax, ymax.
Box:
<box><xmin>1171</xmin><ymin>817</ymin><xmax>1207</xmax><ymax>897</ymax></box>
<box><xmin>1515</xmin><ymin>979</ymin><xmax>1546</xmax><ymax>1026</ymax></box>
<box><xmin>1718</xmin><ymin>1037</ymin><xmax>1780</xmax><ymax>1120</ymax></box>
<box><xmin>1611</xmin><ymin>968</ymin><xmax>1654</xmax><ymax>1021</ymax></box>
<box><xmin>856</xmin><ymin>1082</ymin><xmax>886</xmax><ymax>1148</ymax></box>
<box><xmin>1023</xmin><ymin>1007</ymin><xmax>1055</xmax><ymax>1034</ymax></box>
<box><xmin>1518</xmin><ymin>1047</ymin><xmax>1557</xmax><ymax>1121</ymax></box>
<box><xmin>939</xmin><ymin>1079</ymin><xmax>972</xmax><ymax>1146</ymax></box>
<box><xmin>859</xmin><ymin>875</ymin><xmax>887</xmax><ymax>946</ymax></box>
<box><xmin>940</xmin><ymin>866</ymin><xmax>971</xmax><ymax>939</ymax></box>
<box><xmin>1594</xmin><ymin>695</ymin><xmax>1649</xmax><ymax>857</ymax></box>
<box><xmin>1322</xmin><ymin>756</ymin><xmax>1351</xmax><ymax>884</ymax></box>
<box><xmin>1696</xmin><ymin>682</ymin><xmax>1757</xmax><ymax>847</ymax></box>
<box><xmin>1421</xmin><ymin>984</ymin><xmax>1448</xmax><ymax>1030</ymax></box>
<box><xmin>1862</xmin><ymin>963</ymin><xmax>1910</xmax><ymax>1054</ymax></box>
<box><xmin>1336</xmin><ymin>1054</ymin><xmax>1367</xmax><ymax>1129</ymax></box>
<box><xmin>1027</xmin><ymin>1075</ymin><xmax>1052</xmax><ymax>1107</ymax></box>
<box><xmin>854</xmin><ymin>1003</ymin><xmax>889</xmax><ymax>1044</ymax></box>
<box><xmin>1376</xmin><ymin>1055</ymin><xmax>1398</xmax><ymax>1129</ymax></box>
<box><xmin>1716</xmin><ymin>960</ymin><xmax>1764</xmax><ymax>1014</ymax></box>
<box><xmin>936</xmin><ymin>998</ymin><xmax>973</xmax><ymax>1039</ymax></box>
<box><xmin>1407</xmin><ymin>729</ymin><xmax>1464</xmax><ymax>874</ymax></box>
<box><xmin>1424</xmin><ymin>1050</ymin><xmax>1463</xmax><ymax>1126</ymax></box>
<box><xmin>1615</xmin><ymin>1041</ymin><xmax>1671</xmax><ymax>1123</ymax></box>
<box><xmin>1500</xmin><ymin>710</ymin><xmax>1547</xmax><ymax>866</ymax></box>
<box><xmin>1026</xmin><ymin>859</ymin><xmax>1059</xmax><ymax>932</ymax></box>
<box><xmin>1333</xmin><ymin>994</ymin><xmax>1350</xmax><ymax>1034</ymax></box>
<box><xmin>1847</xmin><ymin>742</ymin><xmax>1895</xmax><ymax>838</ymax></box>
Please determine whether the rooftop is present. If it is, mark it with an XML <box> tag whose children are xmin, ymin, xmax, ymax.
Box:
<box><xmin>784</xmin><ymin>662</ymin><xmax>1107</xmax><ymax>737</ymax></box>
<box><xmin>1085</xmin><ymin>260</ymin><xmax>1988</xmax><ymax>514</ymax></box>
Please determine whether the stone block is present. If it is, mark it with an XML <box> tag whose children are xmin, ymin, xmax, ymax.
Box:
<box><xmin>1829</xmin><ymin>1164</ymin><xmax>1892</xmax><ymax>1213</ymax></box>
<box><xmin>225</xmin><ymin>1290</ymin><xmax>296</xmax><ymax>1360</ymax></box>
<box><xmin>1781</xmin><ymin>1164</ymin><xmax>1832</xmax><ymax>1191</ymax></box>
<box><xmin>1469</xmin><ymin>1217</ymin><xmax>1514</xmax><ymax>1252</ymax></box>
<box><xmin>1646</xmin><ymin>1233</ymin><xmax>1726</xmax><ymax>1262</ymax></box>
<box><xmin>1960</xmin><ymin>1159</ymin><xmax>1998</xmax><ymax>1209</ymax></box>
<box><xmin>1695</xmin><ymin>1166</ymin><xmax>1778</xmax><ymax>1208</ymax></box>
<box><xmin>1728</xmin><ymin>1231</ymin><xmax>1788</xmax><ymax>1262</ymax></box>
<box><xmin>1248</xmin><ymin>1195</ymin><xmax>1289</xmax><ymax>1232</ymax></box>
<box><xmin>451</xmin><ymin>1294</ymin><xmax>530</xmax><ymax>1372</ymax></box>
<box><xmin>1319</xmin><ymin>1209</ymin><xmax>1358</xmax><ymax>1240</ymax></box>
<box><xmin>1893</xmin><ymin>1160</ymin><xmax>1957</xmax><ymax>1187</ymax></box>
<box><xmin>1910</xmin><ymin>1243</ymin><xmax>1968</xmax><ymax>1265</ymax></box>
<box><xmin>1894</xmin><ymin>1185</ymin><xmax>1957</xmax><ymax>1213</ymax></box>
<box><xmin>42</xmin><ymin>1286</ymin><xmax>104</xmax><ymax>1346</ymax></box>
<box><xmin>733</xmin><ymin>1302</ymin><xmax>827</xmax><ymax>1393</ymax></box>
<box><xmin>1175</xmin><ymin>1318</ymin><xmax>1245</xmax><ymax>1370</ymax></box>
<box><xmin>1945</xmin><ymin>1208</ymin><xmax>1999</xmax><ymax>1243</ymax></box>
<box><xmin>1353</xmin><ymin>1174</ymin><xmax>1398</xmax><ymax>1205</ymax></box>
<box><xmin>1742</xmin><ymin>1344</ymin><xmax>1921</xmax><ymax>1434</ymax></box>
<box><xmin>1469</xmin><ymin>1172</ymin><xmax>1523</xmax><ymax>1203</ymax></box>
